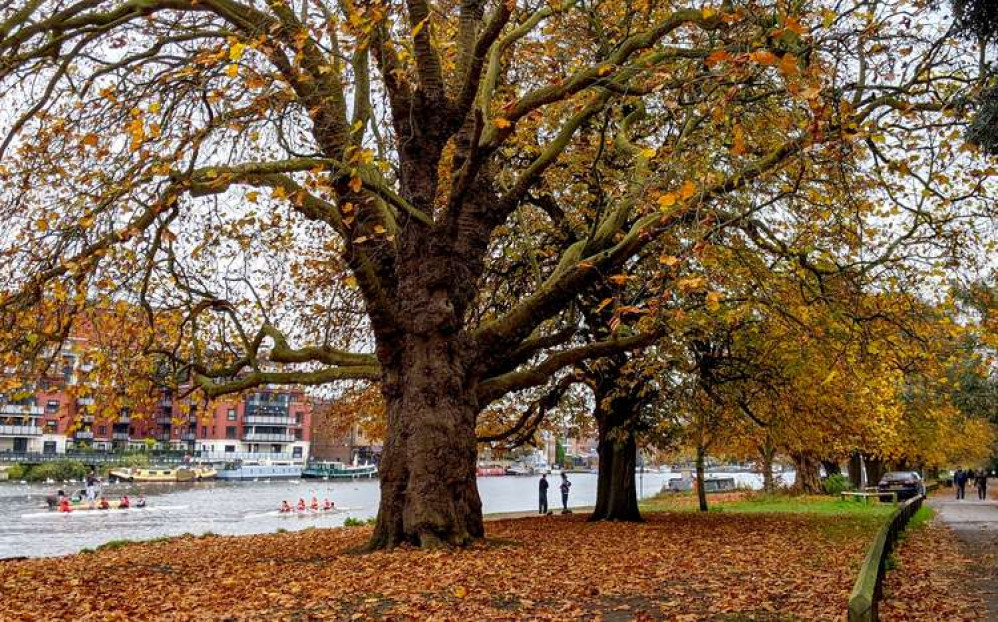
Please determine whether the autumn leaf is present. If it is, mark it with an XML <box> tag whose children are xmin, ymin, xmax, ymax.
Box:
<box><xmin>749</xmin><ymin>50</ymin><xmax>780</xmax><ymax>66</ymax></box>
<box><xmin>493</xmin><ymin>118</ymin><xmax>512</xmax><ymax>129</ymax></box>
<box><xmin>658</xmin><ymin>193</ymin><xmax>677</xmax><ymax>209</ymax></box>
<box><xmin>348</xmin><ymin>176</ymin><xmax>363</xmax><ymax>193</ymax></box>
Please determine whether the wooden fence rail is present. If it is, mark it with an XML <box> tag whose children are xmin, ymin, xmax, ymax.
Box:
<box><xmin>847</xmin><ymin>494</ymin><xmax>924</xmax><ymax>622</ymax></box>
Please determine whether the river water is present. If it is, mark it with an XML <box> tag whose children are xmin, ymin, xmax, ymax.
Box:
<box><xmin>0</xmin><ymin>470</ymin><xmax>794</xmax><ymax>558</ymax></box>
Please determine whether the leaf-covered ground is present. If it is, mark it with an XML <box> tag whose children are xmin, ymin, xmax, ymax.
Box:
<box><xmin>880</xmin><ymin>520</ymin><xmax>987</xmax><ymax>621</ymax></box>
<box><xmin>1</xmin><ymin>510</ymin><xmax>885</xmax><ymax>621</ymax></box>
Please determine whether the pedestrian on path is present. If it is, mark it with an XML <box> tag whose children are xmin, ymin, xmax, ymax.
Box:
<box><xmin>956</xmin><ymin>468</ymin><xmax>968</xmax><ymax>500</ymax></box>
<box><xmin>976</xmin><ymin>470</ymin><xmax>988</xmax><ymax>501</ymax></box>
<box><xmin>538</xmin><ymin>474</ymin><xmax>549</xmax><ymax>515</ymax></box>
<box><xmin>559</xmin><ymin>472</ymin><xmax>571</xmax><ymax>513</ymax></box>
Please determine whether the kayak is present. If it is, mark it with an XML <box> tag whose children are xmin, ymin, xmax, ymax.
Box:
<box><xmin>243</xmin><ymin>507</ymin><xmax>358</xmax><ymax>519</ymax></box>
<box><xmin>21</xmin><ymin>505</ymin><xmax>188</xmax><ymax>519</ymax></box>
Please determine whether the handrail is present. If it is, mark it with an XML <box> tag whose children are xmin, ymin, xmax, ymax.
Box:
<box><xmin>847</xmin><ymin>494</ymin><xmax>924</xmax><ymax>622</ymax></box>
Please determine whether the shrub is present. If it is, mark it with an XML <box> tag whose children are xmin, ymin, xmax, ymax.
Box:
<box><xmin>96</xmin><ymin>539</ymin><xmax>133</xmax><ymax>551</ymax></box>
<box><xmin>343</xmin><ymin>517</ymin><xmax>365</xmax><ymax>527</ymax></box>
<box><xmin>6</xmin><ymin>464</ymin><xmax>26</xmax><ymax>481</ymax></box>
<box><xmin>26</xmin><ymin>460</ymin><xmax>88</xmax><ymax>482</ymax></box>
<box><xmin>823</xmin><ymin>473</ymin><xmax>850</xmax><ymax>496</ymax></box>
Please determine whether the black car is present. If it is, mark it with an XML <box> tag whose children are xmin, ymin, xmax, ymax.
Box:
<box><xmin>877</xmin><ymin>471</ymin><xmax>925</xmax><ymax>501</ymax></box>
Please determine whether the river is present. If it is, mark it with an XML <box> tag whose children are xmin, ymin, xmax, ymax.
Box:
<box><xmin>0</xmin><ymin>469</ymin><xmax>794</xmax><ymax>558</ymax></box>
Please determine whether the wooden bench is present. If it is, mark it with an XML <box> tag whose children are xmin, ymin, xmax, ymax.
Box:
<box><xmin>841</xmin><ymin>491</ymin><xmax>896</xmax><ymax>505</ymax></box>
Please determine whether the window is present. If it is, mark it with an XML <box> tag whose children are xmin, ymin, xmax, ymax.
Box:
<box><xmin>272</xmin><ymin>444</ymin><xmax>281</xmax><ymax>454</ymax></box>
<box><xmin>227</xmin><ymin>408</ymin><xmax>236</xmax><ymax>421</ymax></box>
<box><xmin>46</xmin><ymin>420</ymin><xmax>57</xmax><ymax>428</ymax></box>
<box><xmin>224</xmin><ymin>444</ymin><xmax>235</xmax><ymax>453</ymax></box>
<box><xmin>43</xmin><ymin>441</ymin><xmax>57</xmax><ymax>455</ymax></box>
<box><xmin>45</xmin><ymin>400</ymin><xmax>60</xmax><ymax>414</ymax></box>
<box><xmin>201</xmin><ymin>426</ymin><xmax>207</xmax><ymax>437</ymax></box>
<box><xmin>98</xmin><ymin>426</ymin><xmax>106</xmax><ymax>435</ymax></box>
<box><xmin>225</xmin><ymin>426</ymin><xmax>236</xmax><ymax>439</ymax></box>
<box><xmin>292</xmin><ymin>446</ymin><xmax>303</xmax><ymax>458</ymax></box>
<box><xmin>295</xmin><ymin>412</ymin><xmax>302</xmax><ymax>424</ymax></box>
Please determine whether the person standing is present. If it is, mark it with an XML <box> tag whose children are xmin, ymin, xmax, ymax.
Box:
<box><xmin>85</xmin><ymin>467</ymin><xmax>98</xmax><ymax>505</ymax></box>
<box><xmin>538</xmin><ymin>474</ymin><xmax>549</xmax><ymax>515</ymax></box>
<box><xmin>976</xmin><ymin>470</ymin><xmax>988</xmax><ymax>501</ymax></box>
<box><xmin>956</xmin><ymin>468</ymin><xmax>967</xmax><ymax>500</ymax></box>
<box><xmin>559</xmin><ymin>472</ymin><xmax>571</xmax><ymax>514</ymax></box>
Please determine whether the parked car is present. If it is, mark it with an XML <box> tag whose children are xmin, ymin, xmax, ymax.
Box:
<box><xmin>877</xmin><ymin>471</ymin><xmax>925</xmax><ymax>501</ymax></box>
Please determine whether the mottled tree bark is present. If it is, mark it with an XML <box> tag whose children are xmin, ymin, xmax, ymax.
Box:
<box><xmin>590</xmin><ymin>401</ymin><xmax>642</xmax><ymax>522</ymax></box>
<box><xmin>791</xmin><ymin>452</ymin><xmax>822</xmax><ymax>494</ymax></box>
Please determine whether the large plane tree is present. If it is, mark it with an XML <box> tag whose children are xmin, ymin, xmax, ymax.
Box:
<box><xmin>0</xmin><ymin>0</ymin><xmax>987</xmax><ymax>548</ymax></box>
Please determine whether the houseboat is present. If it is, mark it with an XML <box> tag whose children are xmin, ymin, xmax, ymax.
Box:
<box><xmin>301</xmin><ymin>461</ymin><xmax>378</xmax><ymax>479</ymax></box>
<box><xmin>108</xmin><ymin>466</ymin><xmax>217</xmax><ymax>483</ymax></box>
<box><xmin>214</xmin><ymin>459</ymin><xmax>302</xmax><ymax>480</ymax></box>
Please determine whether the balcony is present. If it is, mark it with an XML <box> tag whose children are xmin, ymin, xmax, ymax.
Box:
<box><xmin>242</xmin><ymin>432</ymin><xmax>297</xmax><ymax>443</ymax></box>
<box><xmin>74</xmin><ymin>430</ymin><xmax>94</xmax><ymax>440</ymax></box>
<box><xmin>112</xmin><ymin>432</ymin><xmax>130</xmax><ymax>441</ymax></box>
<box><xmin>118</xmin><ymin>413</ymin><xmax>131</xmax><ymax>424</ymax></box>
<box><xmin>80</xmin><ymin>414</ymin><xmax>95</xmax><ymax>424</ymax></box>
<box><xmin>242</xmin><ymin>414</ymin><xmax>300</xmax><ymax>426</ymax></box>
<box><xmin>156</xmin><ymin>416</ymin><xmax>173</xmax><ymax>426</ymax></box>
<box><xmin>0</xmin><ymin>404</ymin><xmax>43</xmax><ymax>416</ymax></box>
<box><xmin>180</xmin><ymin>431</ymin><xmax>197</xmax><ymax>442</ymax></box>
<box><xmin>0</xmin><ymin>424</ymin><xmax>43</xmax><ymax>436</ymax></box>
<box><xmin>159</xmin><ymin>398</ymin><xmax>173</xmax><ymax>408</ymax></box>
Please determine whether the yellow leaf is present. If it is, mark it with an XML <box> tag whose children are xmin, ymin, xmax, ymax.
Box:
<box><xmin>454</xmin><ymin>585</ymin><xmax>468</xmax><ymax>599</ymax></box>
<box><xmin>702</xmin><ymin>7</ymin><xmax>717</xmax><ymax>19</ymax></box>
<box><xmin>36</xmin><ymin>218</ymin><xmax>49</xmax><ymax>232</ymax></box>
<box><xmin>272</xmin><ymin>186</ymin><xmax>288</xmax><ymax>200</ymax></box>
<box><xmin>658</xmin><ymin>193</ymin><xmax>677</xmax><ymax>209</ymax></box>
<box><xmin>659</xmin><ymin>254</ymin><xmax>679</xmax><ymax>267</ymax></box>
<box><xmin>493</xmin><ymin>117</ymin><xmax>512</xmax><ymax>129</ymax></box>
<box><xmin>81</xmin><ymin>133</ymin><xmax>99</xmax><ymax>147</ymax></box>
<box><xmin>229</xmin><ymin>42</ymin><xmax>246</xmax><ymax>61</ymax></box>
<box><xmin>706</xmin><ymin>291</ymin><xmax>721</xmax><ymax>312</ymax></box>
<box><xmin>640</xmin><ymin>147</ymin><xmax>657</xmax><ymax>159</ymax></box>
<box><xmin>225</xmin><ymin>64</ymin><xmax>239</xmax><ymax>78</ymax></box>
<box><xmin>679</xmin><ymin>180</ymin><xmax>697</xmax><ymax>200</ymax></box>
<box><xmin>349</xmin><ymin>176</ymin><xmax>363</xmax><ymax>193</ymax></box>
<box><xmin>246</xmin><ymin>191</ymin><xmax>259</xmax><ymax>203</ymax></box>
<box><xmin>148</xmin><ymin>101</ymin><xmax>161</xmax><ymax>114</ymax></box>
<box><xmin>343</xmin><ymin>276</ymin><xmax>358</xmax><ymax>289</ymax></box>
<box><xmin>373</xmin><ymin>224</ymin><xmax>386</xmax><ymax>235</ymax></box>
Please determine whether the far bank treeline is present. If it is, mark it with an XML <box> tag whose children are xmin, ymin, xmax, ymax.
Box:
<box><xmin>1</xmin><ymin>0</ymin><xmax>997</xmax><ymax>546</ymax></box>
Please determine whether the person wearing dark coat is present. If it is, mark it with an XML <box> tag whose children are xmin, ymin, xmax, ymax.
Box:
<box><xmin>538</xmin><ymin>474</ymin><xmax>549</xmax><ymax>515</ymax></box>
<box><xmin>559</xmin><ymin>472</ymin><xmax>571</xmax><ymax>513</ymax></box>
<box><xmin>955</xmin><ymin>468</ymin><xmax>968</xmax><ymax>500</ymax></box>
<box><xmin>976</xmin><ymin>470</ymin><xmax>988</xmax><ymax>501</ymax></box>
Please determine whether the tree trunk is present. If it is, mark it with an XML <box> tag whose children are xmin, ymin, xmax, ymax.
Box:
<box><xmin>368</xmin><ymin>297</ymin><xmax>484</xmax><ymax>548</ymax></box>
<box><xmin>696</xmin><ymin>443</ymin><xmax>708</xmax><ymax>512</ymax></box>
<box><xmin>791</xmin><ymin>452</ymin><xmax>822</xmax><ymax>494</ymax></box>
<box><xmin>759</xmin><ymin>443</ymin><xmax>775</xmax><ymax>493</ymax></box>
<box><xmin>821</xmin><ymin>459</ymin><xmax>842</xmax><ymax>477</ymax></box>
<box><xmin>590</xmin><ymin>412</ymin><xmax>642</xmax><ymax>522</ymax></box>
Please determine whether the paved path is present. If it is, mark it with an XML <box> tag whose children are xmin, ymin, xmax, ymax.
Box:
<box><xmin>930</xmin><ymin>494</ymin><xmax>998</xmax><ymax>620</ymax></box>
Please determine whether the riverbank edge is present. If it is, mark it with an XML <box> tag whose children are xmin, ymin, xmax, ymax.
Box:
<box><xmin>0</xmin><ymin>503</ymin><xmax>601</xmax><ymax>562</ymax></box>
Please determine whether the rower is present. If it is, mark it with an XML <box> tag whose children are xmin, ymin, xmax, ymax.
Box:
<box><xmin>97</xmin><ymin>496</ymin><xmax>110</xmax><ymax>510</ymax></box>
<box><xmin>310</xmin><ymin>497</ymin><xmax>319</xmax><ymax>511</ymax></box>
<box><xmin>58</xmin><ymin>497</ymin><xmax>72</xmax><ymax>513</ymax></box>
<box><xmin>279</xmin><ymin>500</ymin><xmax>292</xmax><ymax>513</ymax></box>
<box><xmin>135</xmin><ymin>495</ymin><xmax>146</xmax><ymax>508</ymax></box>
<box><xmin>119</xmin><ymin>495</ymin><xmax>130</xmax><ymax>509</ymax></box>
<box><xmin>322</xmin><ymin>499</ymin><xmax>333</xmax><ymax>511</ymax></box>
<box><xmin>296</xmin><ymin>498</ymin><xmax>306</xmax><ymax>512</ymax></box>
